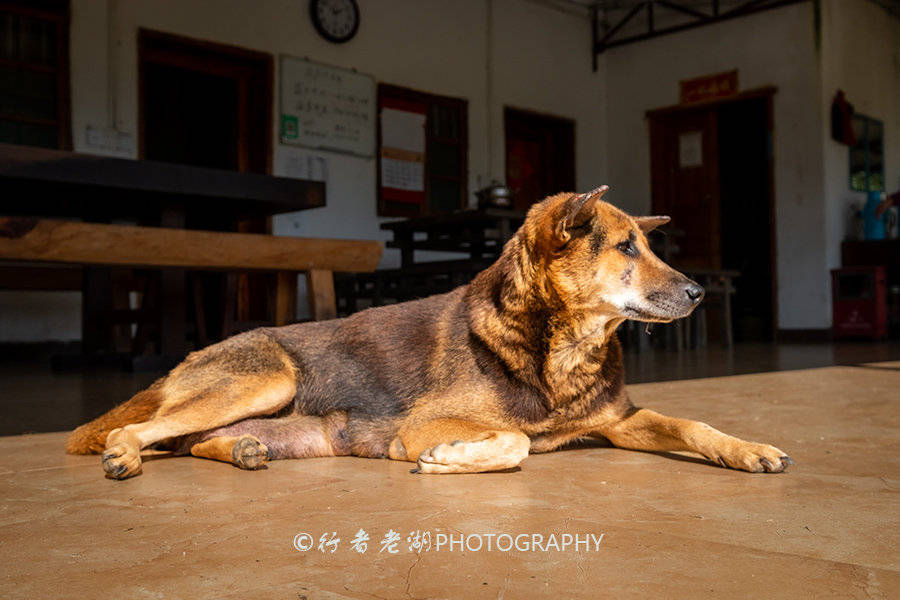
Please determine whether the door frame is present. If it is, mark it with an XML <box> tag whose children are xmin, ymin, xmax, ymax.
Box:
<box><xmin>646</xmin><ymin>86</ymin><xmax>778</xmax><ymax>340</ymax></box>
<box><xmin>137</xmin><ymin>29</ymin><xmax>273</xmax><ymax>174</ymax></box>
<box><xmin>503</xmin><ymin>106</ymin><xmax>576</xmax><ymax>211</ymax></box>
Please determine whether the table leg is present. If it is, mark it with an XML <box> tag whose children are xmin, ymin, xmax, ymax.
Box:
<box><xmin>158</xmin><ymin>209</ymin><xmax>187</xmax><ymax>359</ymax></box>
<box><xmin>722</xmin><ymin>277</ymin><xmax>734</xmax><ymax>349</ymax></box>
<box><xmin>275</xmin><ymin>272</ymin><xmax>299</xmax><ymax>326</ymax></box>
<box><xmin>499</xmin><ymin>217</ymin><xmax>511</xmax><ymax>244</ymax></box>
<box><xmin>397</xmin><ymin>231</ymin><xmax>414</xmax><ymax>268</ymax></box>
<box><xmin>81</xmin><ymin>267</ymin><xmax>112</xmax><ymax>354</ymax></box>
<box><xmin>306</xmin><ymin>269</ymin><xmax>337</xmax><ymax>321</ymax></box>
<box><xmin>159</xmin><ymin>268</ymin><xmax>186</xmax><ymax>358</ymax></box>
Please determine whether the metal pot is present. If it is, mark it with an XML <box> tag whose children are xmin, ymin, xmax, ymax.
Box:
<box><xmin>476</xmin><ymin>182</ymin><xmax>513</xmax><ymax>209</ymax></box>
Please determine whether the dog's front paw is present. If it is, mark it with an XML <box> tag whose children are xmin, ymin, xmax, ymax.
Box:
<box><xmin>102</xmin><ymin>444</ymin><xmax>142</xmax><ymax>480</ymax></box>
<box><xmin>712</xmin><ymin>440</ymin><xmax>793</xmax><ymax>473</ymax></box>
<box><xmin>415</xmin><ymin>431</ymin><xmax>529</xmax><ymax>474</ymax></box>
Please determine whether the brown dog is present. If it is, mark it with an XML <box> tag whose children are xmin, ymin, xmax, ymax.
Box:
<box><xmin>67</xmin><ymin>186</ymin><xmax>793</xmax><ymax>478</ymax></box>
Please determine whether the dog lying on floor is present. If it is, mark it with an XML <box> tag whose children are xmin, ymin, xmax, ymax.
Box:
<box><xmin>67</xmin><ymin>186</ymin><xmax>793</xmax><ymax>479</ymax></box>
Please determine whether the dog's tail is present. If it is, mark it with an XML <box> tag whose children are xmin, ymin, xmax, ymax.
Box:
<box><xmin>65</xmin><ymin>380</ymin><xmax>165</xmax><ymax>455</ymax></box>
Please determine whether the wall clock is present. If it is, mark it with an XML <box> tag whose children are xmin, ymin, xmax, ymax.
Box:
<box><xmin>310</xmin><ymin>0</ymin><xmax>360</xmax><ymax>44</ymax></box>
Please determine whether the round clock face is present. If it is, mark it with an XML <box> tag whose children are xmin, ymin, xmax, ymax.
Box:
<box><xmin>310</xmin><ymin>0</ymin><xmax>360</xmax><ymax>44</ymax></box>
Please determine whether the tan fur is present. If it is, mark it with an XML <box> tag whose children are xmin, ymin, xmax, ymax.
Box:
<box><xmin>65</xmin><ymin>383</ymin><xmax>163</xmax><ymax>454</ymax></box>
<box><xmin>594</xmin><ymin>408</ymin><xmax>790</xmax><ymax>473</ymax></box>
<box><xmin>190</xmin><ymin>435</ymin><xmax>268</xmax><ymax>470</ymax></box>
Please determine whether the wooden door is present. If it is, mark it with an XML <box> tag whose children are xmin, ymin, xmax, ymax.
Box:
<box><xmin>505</xmin><ymin>108</ymin><xmax>575</xmax><ymax>211</ymax></box>
<box><xmin>649</xmin><ymin>108</ymin><xmax>721</xmax><ymax>268</ymax></box>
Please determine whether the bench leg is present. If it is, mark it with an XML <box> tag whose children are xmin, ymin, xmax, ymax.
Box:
<box><xmin>306</xmin><ymin>269</ymin><xmax>337</xmax><ymax>321</ymax></box>
<box><xmin>160</xmin><ymin>268</ymin><xmax>187</xmax><ymax>358</ymax></box>
<box><xmin>275</xmin><ymin>272</ymin><xmax>298</xmax><ymax>326</ymax></box>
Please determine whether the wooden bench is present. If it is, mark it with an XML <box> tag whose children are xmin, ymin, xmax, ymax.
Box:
<box><xmin>0</xmin><ymin>217</ymin><xmax>382</xmax><ymax>358</ymax></box>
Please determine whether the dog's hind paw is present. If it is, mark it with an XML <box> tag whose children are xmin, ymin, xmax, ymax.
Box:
<box><xmin>232</xmin><ymin>435</ymin><xmax>268</xmax><ymax>470</ymax></box>
<box><xmin>102</xmin><ymin>445</ymin><xmax>142</xmax><ymax>480</ymax></box>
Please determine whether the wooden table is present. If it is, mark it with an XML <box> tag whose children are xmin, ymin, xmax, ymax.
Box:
<box><xmin>380</xmin><ymin>207</ymin><xmax>526</xmax><ymax>268</ymax></box>
<box><xmin>333</xmin><ymin>208</ymin><xmax>527</xmax><ymax>310</ymax></box>
<box><xmin>0</xmin><ymin>143</ymin><xmax>325</xmax><ymax>220</ymax></box>
<box><xmin>0</xmin><ymin>143</ymin><xmax>327</xmax><ymax>363</ymax></box>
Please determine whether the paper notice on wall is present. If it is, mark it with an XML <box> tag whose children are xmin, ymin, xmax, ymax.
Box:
<box><xmin>380</xmin><ymin>108</ymin><xmax>425</xmax><ymax>193</ymax></box>
<box><xmin>276</xmin><ymin>149</ymin><xmax>328</xmax><ymax>182</ymax></box>
<box><xmin>678</xmin><ymin>131</ymin><xmax>703</xmax><ymax>168</ymax></box>
<box><xmin>83</xmin><ymin>125</ymin><xmax>136</xmax><ymax>158</ymax></box>
<box><xmin>279</xmin><ymin>56</ymin><xmax>375</xmax><ymax>157</ymax></box>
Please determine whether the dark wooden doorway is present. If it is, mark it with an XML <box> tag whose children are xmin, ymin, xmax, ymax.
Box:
<box><xmin>504</xmin><ymin>107</ymin><xmax>575</xmax><ymax>211</ymax></box>
<box><xmin>649</xmin><ymin>107</ymin><xmax>721</xmax><ymax>269</ymax></box>
<box><xmin>648</xmin><ymin>89</ymin><xmax>777</xmax><ymax>341</ymax></box>
<box><xmin>138</xmin><ymin>30</ymin><xmax>275</xmax><ymax>347</ymax></box>
<box><xmin>139</xmin><ymin>29</ymin><xmax>272</xmax><ymax>177</ymax></box>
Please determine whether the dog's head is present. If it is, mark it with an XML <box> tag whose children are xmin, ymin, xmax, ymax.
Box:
<box><xmin>522</xmin><ymin>186</ymin><xmax>704</xmax><ymax>322</ymax></box>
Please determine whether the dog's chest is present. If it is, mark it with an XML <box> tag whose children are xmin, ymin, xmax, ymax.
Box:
<box><xmin>501</xmin><ymin>378</ymin><xmax>625</xmax><ymax>435</ymax></box>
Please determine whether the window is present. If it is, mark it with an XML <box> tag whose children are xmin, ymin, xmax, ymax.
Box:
<box><xmin>849</xmin><ymin>114</ymin><xmax>884</xmax><ymax>192</ymax></box>
<box><xmin>0</xmin><ymin>0</ymin><xmax>70</xmax><ymax>149</ymax></box>
<box><xmin>377</xmin><ymin>84</ymin><xmax>467</xmax><ymax>217</ymax></box>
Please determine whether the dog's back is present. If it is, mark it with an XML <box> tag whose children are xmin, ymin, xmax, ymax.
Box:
<box><xmin>270</xmin><ymin>288</ymin><xmax>471</xmax><ymax>424</ymax></box>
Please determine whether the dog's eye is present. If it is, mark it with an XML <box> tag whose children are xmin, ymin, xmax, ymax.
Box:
<box><xmin>616</xmin><ymin>240</ymin><xmax>637</xmax><ymax>257</ymax></box>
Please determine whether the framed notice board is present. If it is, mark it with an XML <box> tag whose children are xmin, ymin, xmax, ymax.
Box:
<box><xmin>279</xmin><ymin>56</ymin><xmax>375</xmax><ymax>157</ymax></box>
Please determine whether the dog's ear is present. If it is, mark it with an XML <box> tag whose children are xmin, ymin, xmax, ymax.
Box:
<box><xmin>555</xmin><ymin>185</ymin><xmax>609</xmax><ymax>244</ymax></box>
<box><xmin>634</xmin><ymin>215</ymin><xmax>670</xmax><ymax>234</ymax></box>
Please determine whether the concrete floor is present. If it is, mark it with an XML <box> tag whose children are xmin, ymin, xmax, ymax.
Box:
<box><xmin>0</xmin><ymin>359</ymin><xmax>898</xmax><ymax>598</ymax></box>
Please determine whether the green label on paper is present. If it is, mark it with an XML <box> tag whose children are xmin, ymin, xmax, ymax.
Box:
<box><xmin>281</xmin><ymin>115</ymin><xmax>299</xmax><ymax>140</ymax></box>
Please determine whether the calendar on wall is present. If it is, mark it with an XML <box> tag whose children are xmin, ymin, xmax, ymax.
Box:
<box><xmin>379</xmin><ymin>96</ymin><xmax>426</xmax><ymax>206</ymax></box>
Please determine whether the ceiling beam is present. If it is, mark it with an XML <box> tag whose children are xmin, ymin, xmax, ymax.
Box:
<box><xmin>593</xmin><ymin>0</ymin><xmax>809</xmax><ymax>63</ymax></box>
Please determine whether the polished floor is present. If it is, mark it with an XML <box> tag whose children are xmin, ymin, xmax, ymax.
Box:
<box><xmin>0</xmin><ymin>352</ymin><xmax>898</xmax><ymax>598</ymax></box>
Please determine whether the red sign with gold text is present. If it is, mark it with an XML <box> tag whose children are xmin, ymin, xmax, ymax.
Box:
<box><xmin>679</xmin><ymin>70</ymin><xmax>738</xmax><ymax>104</ymax></box>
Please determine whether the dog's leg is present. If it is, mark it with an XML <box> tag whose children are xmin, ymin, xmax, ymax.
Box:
<box><xmin>182</xmin><ymin>412</ymin><xmax>351</xmax><ymax>470</ymax></box>
<box><xmin>390</xmin><ymin>419</ymin><xmax>530</xmax><ymax>474</ymax></box>
<box><xmin>190</xmin><ymin>435</ymin><xmax>269</xmax><ymax>470</ymax></box>
<box><xmin>102</xmin><ymin>338</ymin><xmax>298</xmax><ymax>479</ymax></box>
<box><xmin>593</xmin><ymin>408</ymin><xmax>793</xmax><ymax>473</ymax></box>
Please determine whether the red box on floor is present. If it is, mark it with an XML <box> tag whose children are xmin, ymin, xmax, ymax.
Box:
<box><xmin>831</xmin><ymin>266</ymin><xmax>888</xmax><ymax>340</ymax></box>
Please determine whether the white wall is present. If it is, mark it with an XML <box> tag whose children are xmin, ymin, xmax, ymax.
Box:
<box><xmin>0</xmin><ymin>292</ymin><xmax>81</xmax><ymax>342</ymax></box>
<box><xmin>69</xmin><ymin>0</ymin><xmax>606</xmax><ymax>265</ymax></box>
<box><xmin>820</xmin><ymin>0</ymin><xmax>900</xmax><ymax>279</ymax></box>
<box><xmin>605</xmin><ymin>2</ymin><xmax>828</xmax><ymax>330</ymax></box>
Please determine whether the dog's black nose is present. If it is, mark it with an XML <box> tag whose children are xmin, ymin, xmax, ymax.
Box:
<box><xmin>685</xmin><ymin>284</ymin><xmax>704</xmax><ymax>303</ymax></box>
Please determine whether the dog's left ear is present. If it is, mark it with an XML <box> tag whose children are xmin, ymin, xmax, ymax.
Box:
<box><xmin>634</xmin><ymin>216</ymin><xmax>670</xmax><ymax>234</ymax></box>
<box><xmin>555</xmin><ymin>185</ymin><xmax>609</xmax><ymax>244</ymax></box>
